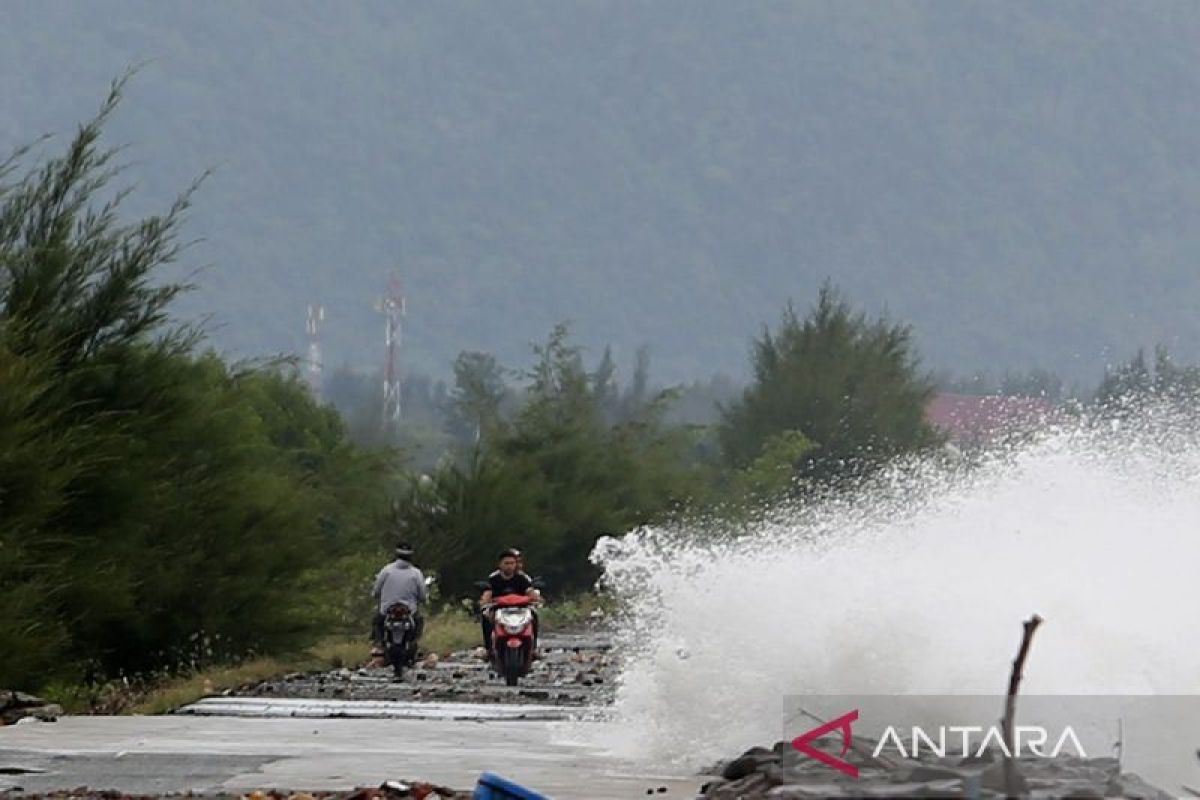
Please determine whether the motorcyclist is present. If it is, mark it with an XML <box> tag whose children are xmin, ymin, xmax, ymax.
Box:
<box><xmin>371</xmin><ymin>542</ymin><xmax>428</xmax><ymax>658</ymax></box>
<box><xmin>479</xmin><ymin>548</ymin><xmax>540</xmax><ymax>656</ymax></box>
<box><xmin>510</xmin><ymin>548</ymin><xmax>541</xmax><ymax>600</ymax></box>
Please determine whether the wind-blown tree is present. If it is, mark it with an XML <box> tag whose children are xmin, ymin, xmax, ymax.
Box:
<box><xmin>0</xmin><ymin>78</ymin><xmax>394</xmax><ymax>689</ymax></box>
<box><xmin>720</xmin><ymin>284</ymin><xmax>940</xmax><ymax>487</ymax></box>
<box><xmin>0</xmin><ymin>339</ymin><xmax>93</xmax><ymax>683</ymax></box>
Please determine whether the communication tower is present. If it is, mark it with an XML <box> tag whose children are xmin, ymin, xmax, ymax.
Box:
<box><xmin>379</xmin><ymin>273</ymin><xmax>406</xmax><ymax>428</ymax></box>
<box><xmin>305</xmin><ymin>304</ymin><xmax>325</xmax><ymax>399</ymax></box>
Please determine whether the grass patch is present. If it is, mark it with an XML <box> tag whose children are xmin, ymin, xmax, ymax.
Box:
<box><xmin>128</xmin><ymin>658</ymin><xmax>294</xmax><ymax>715</ymax></box>
<box><xmin>127</xmin><ymin>636</ymin><xmax>378</xmax><ymax>715</ymax></box>
<box><xmin>540</xmin><ymin>591</ymin><xmax>615</xmax><ymax>630</ymax></box>
<box><xmin>306</xmin><ymin>636</ymin><xmax>372</xmax><ymax>669</ymax></box>
<box><xmin>422</xmin><ymin>609</ymin><xmax>481</xmax><ymax>655</ymax></box>
<box><xmin>43</xmin><ymin>610</ymin><xmax>485</xmax><ymax>716</ymax></box>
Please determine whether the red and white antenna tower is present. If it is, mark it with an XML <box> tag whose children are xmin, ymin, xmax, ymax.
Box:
<box><xmin>379</xmin><ymin>272</ymin><xmax>406</xmax><ymax>428</ymax></box>
<box><xmin>306</xmin><ymin>304</ymin><xmax>325</xmax><ymax>399</ymax></box>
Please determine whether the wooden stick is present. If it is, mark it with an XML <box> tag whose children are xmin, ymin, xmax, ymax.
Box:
<box><xmin>1002</xmin><ymin>614</ymin><xmax>1043</xmax><ymax>797</ymax></box>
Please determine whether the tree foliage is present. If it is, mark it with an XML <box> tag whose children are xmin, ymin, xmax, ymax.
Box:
<box><xmin>0</xmin><ymin>80</ymin><xmax>394</xmax><ymax>689</ymax></box>
<box><xmin>720</xmin><ymin>284</ymin><xmax>940</xmax><ymax>486</ymax></box>
<box><xmin>393</xmin><ymin>325</ymin><xmax>707</xmax><ymax>597</ymax></box>
<box><xmin>445</xmin><ymin>350</ymin><xmax>509</xmax><ymax>446</ymax></box>
<box><xmin>1095</xmin><ymin>346</ymin><xmax>1200</xmax><ymax>413</ymax></box>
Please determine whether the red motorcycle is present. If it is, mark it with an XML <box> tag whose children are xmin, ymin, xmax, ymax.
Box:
<box><xmin>484</xmin><ymin>595</ymin><xmax>539</xmax><ymax>686</ymax></box>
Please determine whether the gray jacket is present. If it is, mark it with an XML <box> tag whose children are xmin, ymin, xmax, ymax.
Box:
<box><xmin>372</xmin><ymin>558</ymin><xmax>427</xmax><ymax>614</ymax></box>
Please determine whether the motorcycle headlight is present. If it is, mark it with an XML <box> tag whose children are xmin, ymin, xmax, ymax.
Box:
<box><xmin>497</xmin><ymin>607</ymin><xmax>532</xmax><ymax>633</ymax></box>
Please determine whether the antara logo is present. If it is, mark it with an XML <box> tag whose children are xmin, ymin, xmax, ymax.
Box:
<box><xmin>872</xmin><ymin>724</ymin><xmax>1087</xmax><ymax>760</ymax></box>
<box><xmin>792</xmin><ymin>710</ymin><xmax>1088</xmax><ymax>778</ymax></box>
<box><xmin>791</xmin><ymin>710</ymin><xmax>860</xmax><ymax>778</ymax></box>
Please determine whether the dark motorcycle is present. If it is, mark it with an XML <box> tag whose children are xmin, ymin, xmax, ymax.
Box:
<box><xmin>382</xmin><ymin>574</ymin><xmax>435</xmax><ymax>680</ymax></box>
<box><xmin>382</xmin><ymin>602</ymin><xmax>419</xmax><ymax>679</ymax></box>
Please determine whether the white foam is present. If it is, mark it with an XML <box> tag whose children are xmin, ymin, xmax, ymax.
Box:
<box><xmin>585</xmin><ymin>414</ymin><xmax>1200</xmax><ymax>768</ymax></box>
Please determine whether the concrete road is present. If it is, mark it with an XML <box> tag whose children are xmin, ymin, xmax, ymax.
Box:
<box><xmin>0</xmin><ymin>714</ymin><xmax>702</xmax><ymax>799</ymax></box>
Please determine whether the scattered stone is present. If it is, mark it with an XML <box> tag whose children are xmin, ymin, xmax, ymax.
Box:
<box><xmin>0</xmin><ymin>787</ymin><xmax>471</xmax><ymax>800</ymax></box>
<box><xmin>722</xmin><ymin>747</ymin><xmax>777</xmax><ymax>780</ymax></box>
<box><xmin>699</xmin><ymin>740</ymin><xmax>1174</xmax><ymax>799</ymax></box>
<box><xmin>232</xmin><ymin>633</ymin><xmax>616</xmax><ymax>707</ymax></box>
<box><xmin>902</xmin><ymin>764</ymin><xmax>965</xmax><ymax>783</ymax></box>
<box><xmin>0</xmin><ymin>691</ymin><xmax>63</xmax><ymax>725</ymax></box>
<box><xmin>978</xmin><ymin>758</ymin><xmax>1026</xmax><ymax>794</ymax></box>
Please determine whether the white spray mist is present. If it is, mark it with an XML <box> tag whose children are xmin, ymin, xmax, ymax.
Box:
<box><xmin>586</xmin><ymin>417</ymin><xmax>1200</xmax><ymax>770</ymax></box>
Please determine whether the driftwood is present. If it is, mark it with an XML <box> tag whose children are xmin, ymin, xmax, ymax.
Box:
<box><xmin>1001</xmin><ymin>613</ymin><xmax>1043</xmax><ymax>798</ymax></box>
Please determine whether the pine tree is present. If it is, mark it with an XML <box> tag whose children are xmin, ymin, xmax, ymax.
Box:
<box><xmin>720</xmin><ymin>283</ymin><xmax>940</xmax><ymax>486</ymax></box>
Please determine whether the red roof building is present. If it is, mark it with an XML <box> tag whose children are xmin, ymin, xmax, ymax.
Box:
<box><xmin>925</xmin><ymin>392</ymin><xmax>1061</xmax><ymax>444</ymax></box>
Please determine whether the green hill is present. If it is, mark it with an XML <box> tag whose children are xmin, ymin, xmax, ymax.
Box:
<box><xmin>5</xmin><ymin>2</ymin><xmax>1200</xmax><ymax>382</ymax></box>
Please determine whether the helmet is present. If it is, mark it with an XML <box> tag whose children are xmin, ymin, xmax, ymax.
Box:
<box><xmin>498</xmin><ymin>547</ymin><xmax>521</xmax><ymax>561</ymax></box>
<box><xmin>395</xmin><ymin>541</ymin><xmax>415</xmax><ymax>560</ymax></box>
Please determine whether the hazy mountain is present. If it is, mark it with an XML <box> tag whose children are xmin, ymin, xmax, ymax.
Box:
<box><xmin>5</xmin><ymin>2</ymin><xmax>1200</xmax><ymax>383</ymax></box>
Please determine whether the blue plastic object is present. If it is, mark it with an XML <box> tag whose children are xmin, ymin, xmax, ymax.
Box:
<box><xmin>472</xmin><ymin>771</ymin><xmax>551</xmax><ymax>800</ymax></box>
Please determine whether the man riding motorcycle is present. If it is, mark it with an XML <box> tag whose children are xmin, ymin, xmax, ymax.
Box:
<box><xmin>371</xmin><ymin>542</ymin><xmax>428</xmax><ymax>662</ymax></box>
<box><xmin>479</xmin><ymin>548</ymin><xmax>541</xmax><ymax>656</ymax></box>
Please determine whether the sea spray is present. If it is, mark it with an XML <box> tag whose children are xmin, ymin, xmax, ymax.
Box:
<box><xmin>585</xmin><ymin>416</ymin><xmax>1200</xmax><ymax>768</ymax></box>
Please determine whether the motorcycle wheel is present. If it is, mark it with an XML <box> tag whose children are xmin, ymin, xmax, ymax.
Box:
<box><xmin>502</xmin><ymin>646</ymin><xmax>522</xmax><ymax>687</ymax></box>
<box><xmin>387</xmin><ymin>642</ymin><xmax>406</xmax><ymax>679</ymax></box>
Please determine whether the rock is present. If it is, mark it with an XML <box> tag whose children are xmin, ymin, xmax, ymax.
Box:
<box><xmin>978</xmin><ymin>759</ymin><xmax>1027</xmax><ymax>794</ymax></box>
<box><xmin>707</xmin><ymin>771</ymin><xmax>772</xmax><ymax>799</ymax></box>
<box><xmin>33</xmin><ymin>703</ymin><xmax>62</xmax><ymax>721</ymax></box>
<box><xmin>0</xmin><ymin>691</ymin><xmax>63</xmax><ymax>725</ymax></box>
<box><xmin>763</xmin><ymin>782</ymin><xmax>853</xmax><ymax>798</ymax></box>
<box><xmin>0</xmin><ymin>691</ymin><xmax>44</xmax><ymax>709</ymax></box>
<box><xmin>903</xmin><ymin>764</ymin><xmax>967</xmax><ymax>783</ymax></box>
<box><xmin>722</xmin><ymin>747</ymin><xmax>778</xmax><ymax>780</ymax></box>
<box><xmin>1107</xmin><ymin>773</ymin><xmax>1176</xmax><ymax>800</ymax></box>
<box><xmin>698</xmin><ymin>738</ymin><xmax>1173</xmax><ymax>800</ymax></box>
<box><xmin>894</xmin><ymin>779</ymin><xmax>965</xmax><ymax>798</ymax></box>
